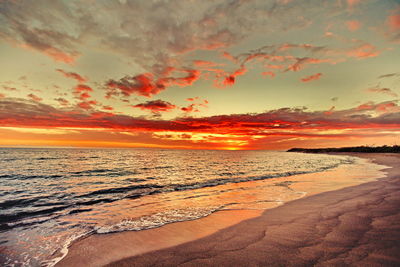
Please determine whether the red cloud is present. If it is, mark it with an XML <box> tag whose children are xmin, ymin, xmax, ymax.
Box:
<box><xmin>106</xmin><ymin>73</ymin><xmax>162</xmax><ymax>98</ymax></box>
<box><xmin>159</xmin><ymin>69</ymin><xmax>200</xmax><ymax>88</ymax></box>
<box><xmin>181</xmin><ymin>104</ymin><xmax>198</xmax><ymax>113</ymax></box>
<box><xmin>102</xmin><ymin>106</ymin><xmax>114</xmax><ymax>111</ymax></box>
<box><xmin>182</xmin><ymin>97</ymin><xmax>209</xmax><ymax>112</ymax></box>
<box><xmin>215</xmin><ymin>66</ymin><xmax>247</xmax><ymax>87</ymax></box>
<box><xmin>74</xmin><ymin>84</ymin><xmax>93</xmax><ymax>92</ymax></box>
<box><xmin>0</xmin><ymin>98</ymin><xmax>399</xmax><ymax>150</ymax></box>
<box><xmin>73</xmin><ymin>84</ymin><xmax>93</xmax><ymax>100</ymax></box>
<box><xmin>56</xmin><ymin>69</ymin><xmax>87</xmax><ymax>83</ymax></box>
<box><xmin>106</xmin><ymin>69</ymin><xmax>200</xmax><ymax>99</ymax></box>
<box><xmin>0</xmin><ymin>93</ymin><xmax>5</xmax><ymax>98</ymax></box>
<box><xmin>27</xmin><ymin>93</ymin><xmax>42</xmax><ymax>102</ymax></box>
<box><xmin>301</xmin><ymin>73</ymin><xmax>322</xmax><ymax>82</ymax></box>
<box><xmin>77</xmin><ymin>100</ymin><xmax>97</xmax><ymax>110</ymax></box>
<box><xmin>346</xmin><ymin>20</ymin><xmax>361</xmax><ymax>31</ymax></box>
<box><xmin>133</xmin><ymin>100</ymin><xmax>176</xmax><ymax>112</ymax></box>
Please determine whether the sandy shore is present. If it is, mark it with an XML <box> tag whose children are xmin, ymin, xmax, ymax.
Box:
<box><xmin>57</xmin><ymin>153</ymin><xmax>400</xmax><ymax>267</ymax></box>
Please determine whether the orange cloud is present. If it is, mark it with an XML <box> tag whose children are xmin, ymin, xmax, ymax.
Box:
<box><xmin>56</xmin><ymin>69</ymin><xmax>87</xmax><ymax>83</ymax></box>
<box><xmin>387</xmin><ymin>14</ymin><xmax>400</xmax><ymax>31</ymax></box>
<box><xmin>262</xmin><ymin>71</ymin><xmax>275</xmax><ymax>78</ymax></box>
<box><xmin>27</xmin><ymin>93</ymin><xmax>42</xmax><ymax>102</ymax></box>
<box><xmin>301</xmin><ymin>73</ymin><xmax>322</xmax><ymax>82</ymax></box>
<box><xmin>347</xmin><ymin>43</ymin><xmax>380</xmax><ymax>59</ymax></box>
<box><xmin>347</xmin><ymin>0</ymin><xmax>361</xmax><ymax>8</ymax></box>
<box><xmin>346</xmin><ymin>20</ymin><xmax>361</xmax><ymax>31</ymax></box>
<box><xmin>0</xmin><ymin>98</ymin><xmax>399</xmax><ymax>150</ymax></box>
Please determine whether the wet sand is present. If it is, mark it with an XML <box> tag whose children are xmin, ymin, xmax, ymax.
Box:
<box><xmin>57</xmin><ymin>153</ymin><xmax>400</xmax><ymax>267</ymax></box>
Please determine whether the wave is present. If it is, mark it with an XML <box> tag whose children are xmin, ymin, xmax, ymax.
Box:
<box><xmin>0</xmin><ymin>157</ymin><xmax>354</xmax><ymax>228</ymax></box>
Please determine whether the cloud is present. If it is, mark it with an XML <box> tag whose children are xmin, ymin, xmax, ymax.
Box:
<box><xmin>2</xmin><ymin>86</ymin><xmax>18</xmax><ymax>91</ymax></box>
<box><xmin>181</xmin><ymin>104</ymin><xmax>198</xmax><ymax>113</ymax></box>
<box><xmin>387</xmin><ymin>14</ymin><xmax>400</xmax><ymax>31</ymax></box>
<box><xmin>27</xmin><ymin>93</ymin><xmax>42</xmax><ymax>102</ymax></box>
<box><xmin>347</xmin><ymin>0</ymin><xmax>361</xmax><ymax>8</ymax></box>
<box><xmin>213</xmin><ymin>66</ymin><xmax>247</xmax><ymax>88</ymax></box>
<box><xmin>102</xmin><ymin>105</ymin><xmax>114</xmax><ymax>111</ymax></box>
<box><xmin>356</xmin><ymin>100</ymin><xmax>400</xmax><ymax>113</ymax></box>
<box><xmin>56</xmin><ymin>69</ymin><xmax>87</xmax><ymax>83</ymax></box>
<box><xmin>106</xmin><ymin>68</ymin><xmax>201</xmax><ymax>98</ymax></box>
<box><xmin>378</xmin><ymin>72</ymin><xmax>400</xmax><ymax>79</ymax></box>
<box><xmin>0</xmin><ymin>0</ymin><xmax>335</xmax><ymax>95</ymax></box>
<box><xmin>366</xmin><ymin>86</ymin><xmax>398</xmax><ymax>97</ymax></box>
<box><xmin>301</xmin><ymin>73</ymin><xmax>322</xmax><ymax>82</ymax></box>
<box><xmin>346</xmin><ymin>20</ymin><xmax>361</xmax><ymax>31</ymax></box>
<box><xmin>324</xmin><ymin>106</ymin><xmax>335</xmax><ymax>115</ymax></box>
<box><xmin>133</xmin><ymin>100</ymin><xmax>176</xmax><ymax>113</ymax></box>
<box><xmin>0</xmin><ymin>1</ymin><xmax>79</xmax><ymax>63</ymax></box>
<box><xmin>73</xmin><ymin>84</ymin><xmax>93</xmax><ymax>100</ymax></box>
<box><xmin>54</xmin><ymin>97</ymin><xmax>69</xmax><ymax>106</ymax></box>
<box><xmin>106</xmin><ymin>73</ymin><xmax>165</xmax><ymax>98</ymax></box>
<box><xmin>1</xmin><ymin>98</ymin><xmax>399</xmax><ymax>134</ymax></box>
<box><xmin>346</xmin><ymin>43</ymin><xmax>380</xmax><ymax>59</ymax></box>
<box><xmin>262</xmin><ymin>71</ymin><xmax>275</xmax><ymax>78</ymax></box>
<box><xmin>74</xmin><ymin>84</ymin><xmax>93</xmax><ymax>93</ymax></box>
<box><xmin>181</xmin><ymin>97</ymin><xmax>209</xmax><ymax>112</ymax></box>
<box><xmin>77</xmin><ymin>100</ymin><xmax>97</xmax><ymax>110</ymax></box>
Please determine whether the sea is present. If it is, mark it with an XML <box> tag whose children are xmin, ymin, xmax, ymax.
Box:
<box><xmin>0</xmin><ymin>148</ymin><xmax>385</xmax><ymax>266</ymax></box>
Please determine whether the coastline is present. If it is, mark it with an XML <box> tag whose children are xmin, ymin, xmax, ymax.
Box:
<box><xmin>56</xmin><ymin>153</ymin><xmax>399</xmax><ymax>267</ymax></box>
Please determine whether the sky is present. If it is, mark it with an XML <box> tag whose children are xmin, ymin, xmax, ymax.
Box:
<box><xmin>0</xmin><ymin>0</ymin><xmax>399</xmax><ymax>150</ymax></box>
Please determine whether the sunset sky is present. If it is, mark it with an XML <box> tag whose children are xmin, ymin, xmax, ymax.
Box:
<box><xmin>0</xmin><ymin>0</ymin><xmax>399</xmax><ymax>150</ymax></box>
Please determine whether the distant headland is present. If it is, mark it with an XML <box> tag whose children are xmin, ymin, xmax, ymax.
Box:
<box><xmin>287</xmin><ymin>145</ymin><xmax>400</xmax><ymax>153</ymax></box>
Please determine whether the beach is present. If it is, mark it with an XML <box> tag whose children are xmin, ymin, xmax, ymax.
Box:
<box><xmin>56</xmin><ymin>153</ymin><xmax>400</xmax><ymax>267</ymax></box>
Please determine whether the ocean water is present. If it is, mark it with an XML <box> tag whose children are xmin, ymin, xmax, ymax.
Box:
<box><xmin>0</xmin><ymin>148</ymin><xmax>384</xmax><ymax>266</ymax></box>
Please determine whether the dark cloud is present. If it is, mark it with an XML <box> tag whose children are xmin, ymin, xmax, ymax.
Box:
<box><xmin>366</xmin><ymin>86</ymin><xmax>398</xmax><ymax>97</ymax></box>
<box><xmin>378</xmin><ymin>72</ymin><xmax>400</xmax><ymax>79</ymax></box>
<box><xmin>133</xmin><ymin>99</ymin><xmax>176</xmax><ymax>113</ymax></box>
<box><xmin>54</xmin><ymin>97</ymin><xmax>69</xmax><ymax>106</ymax></box>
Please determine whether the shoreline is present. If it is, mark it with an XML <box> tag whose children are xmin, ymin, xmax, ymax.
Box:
<box><xmin>56</xmin><ymin>153</ymin><xmax>399</xmax><ymax>266</ymax></box>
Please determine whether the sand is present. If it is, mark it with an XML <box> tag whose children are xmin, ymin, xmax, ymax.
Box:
<box><xmin>57</xmin><ymin>153</ymin><xmax>400</xmax><ymax>267</ymax></box>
